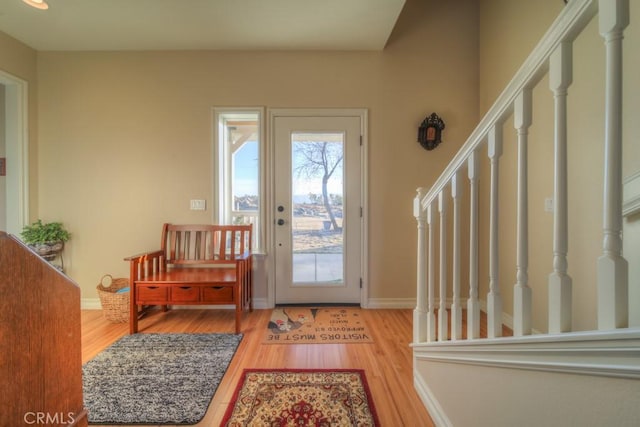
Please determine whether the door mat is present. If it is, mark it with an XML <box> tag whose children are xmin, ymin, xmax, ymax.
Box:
<box><xmin>220</xmin><ymin>369</ymin><xmax>380</xmax><ymax>426</ymax></box>
<box><xmin>263</xmin><ymin>307</ymin><xmax>373</xmax><ymax>344</ymax></box>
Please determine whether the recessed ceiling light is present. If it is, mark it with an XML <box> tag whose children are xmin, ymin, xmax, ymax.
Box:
<box><xmin>22</xmin><ymin>0</ymin><xmax>49</xmax><ymax>10</ymax></box>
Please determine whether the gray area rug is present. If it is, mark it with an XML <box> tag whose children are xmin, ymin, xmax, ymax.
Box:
<box><xmin>82</xmin><ymin>333</ymin><xmax>242</xmax><ymax>424</ymax></box>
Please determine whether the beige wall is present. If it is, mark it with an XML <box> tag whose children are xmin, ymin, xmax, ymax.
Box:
<box><xmin>32</xmin><ymin>0</ymin><xmax>479</xmax><ymax>301</ymax></box>
<box><xmin>479</xmin><ymin>0</ymin><xmax>639</xmax><ymax>331</ymax></box>
<box><xmin>0</xmin><ymin>31</ymin><xmax>38</xmax><ymax>83</ymax></box>
<box><xmin>479</xmin><ymin>0</ymin><xmax>563</xmax><ymax>115</ymax></box>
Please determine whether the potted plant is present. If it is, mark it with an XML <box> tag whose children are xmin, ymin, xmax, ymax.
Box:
<box><xmin>20</xmin><ymin>219</ymin><xmax>71</xmax><ymax>260</ymax></box>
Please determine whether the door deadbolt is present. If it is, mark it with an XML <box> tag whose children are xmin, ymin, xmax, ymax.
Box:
<box><xmin>277</xmin><ymin>219</ymin><xmax>285</xmax><ymax>226</ymax></box>
<box><xmin>277</xmin><ymin>205</ymin><xmax>284</xmax><ymax>212</ymax></box>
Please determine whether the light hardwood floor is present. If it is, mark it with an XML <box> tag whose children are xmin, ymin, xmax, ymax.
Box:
<box><xmin>81</xmin><ymin>308</ymin><xmax>435</xmax><ymax>427</ymax></box>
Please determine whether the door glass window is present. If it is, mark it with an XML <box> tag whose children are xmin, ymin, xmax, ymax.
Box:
<box><xmin>290</xmin><ymin>133</ymin><xmax>344</xmax><ymax>284</ymax></box>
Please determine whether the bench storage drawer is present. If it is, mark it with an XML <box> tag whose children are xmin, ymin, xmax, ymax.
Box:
<box><xmin>201</xmin><ymin>286</ymin><xmax>233</xmax><ymax>303</ymax></box>
<box><xmin>137</xmin><ymin>285</ymin><xmax>168</xmax><ymax>303</ymax></box>
<box><xmin>171</xmin><ymin>286</ymin><xmax>200</xmax><ymax>302</ymax></box>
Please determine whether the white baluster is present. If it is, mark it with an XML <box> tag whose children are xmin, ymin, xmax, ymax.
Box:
<box><xmin>451</xmin><ymin>173</ymin><xmax>462</xmax><ymax>340</ymax></box>
<box><xmin>467</xmin><ymin>152</ymin><xmax>481</xmax><ymax>339</ymax></box>
<box><xmin>597</xmin><ymin>0</ymin><xmax>629</xmax><ymax>330</ymax></box>
<box><xmin>414</xmin><ymin>187</ymin><xmax>428</xmax><ymax>343</ymax></box>
<box><xmin>427</xmin><ymin>203</ymin><xmax>436</xmax><ymax>342</ymax></box>
<box><xmin>514</xmin><ymin>89</ymin><xmax>532</xmax><ymax>336</ymax></box>
<box><xmin>438</xmin><ymin>190</ymin><xmax>449</xmax><ymax>341</ymax></box>
<box><xmin>548</xmin><ymin>41</ymin><xmax>574</xmax><ymax>334</ymax></box>
<box><xmin>488</xmin><ymin>125</ymin><xmax>503</xmax><ymax>338</ymax></box>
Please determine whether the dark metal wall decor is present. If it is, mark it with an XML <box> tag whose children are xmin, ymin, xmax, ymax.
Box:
<box><xmin>418</xmin><ymin>113</ymin><xmax>445</xmax><ymax>151</ymax></box>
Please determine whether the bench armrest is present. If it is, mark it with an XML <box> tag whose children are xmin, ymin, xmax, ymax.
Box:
<box><xmin>124</xmin><ymin>249</ymin><xmax>164</xmax><ymax>261</ymax></box>
<box><xmin>124</xmin><ymin>250</ymin><xmax>165</xmax><ymax>280</ymax></box>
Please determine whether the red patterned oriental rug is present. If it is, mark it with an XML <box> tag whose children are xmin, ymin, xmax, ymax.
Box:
<box><xmin>220</xmin><ymin>369</ymin><xmax>380</xmax><ymax>426</ymax></box>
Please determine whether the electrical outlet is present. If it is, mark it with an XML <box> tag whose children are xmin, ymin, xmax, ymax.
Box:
<box><xmin>190</xmin><ymin>199</ymin><xmax>206</xmax><ymax>211</ymax></box>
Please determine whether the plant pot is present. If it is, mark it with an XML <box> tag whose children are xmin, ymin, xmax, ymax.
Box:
<box><xmin>30</xmin><ymin>241</ymin><xmax>64</xmax><ymax>259</ymax></box>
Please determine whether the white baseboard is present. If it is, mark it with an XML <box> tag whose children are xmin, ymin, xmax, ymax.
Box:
<box><xmin>84</xmin><ymin>294</ymin><xmax>537</xmax><ymax>335</ymax></box>
<box><xmin>81</xmin><ymin>298</ymin><xmax>102</xmax><ymax>310</ymax></box>
<box><xmin>478</xmin><ymin>300</ymin><xmax>543</xmax><ymax>334</ymax></box>
<box><xmin>366</xmin><ymin>298</ymin><xmax>416</xmax><ymax>309</ymax></box>
<box><xmin>478</xmin><ymin>300</ymin><xmax>515</xmax><ymax>331</ymax></box>
<box><xmin>82</xmin><ymin>297</ymin><xmax>270</xmax><ymax>310</ymax></box>
<box><xmin>376</xmin><ymin>297</ymin><xmax>544</xmax><ymax>334</ymax></box>
<box><xmin>413</xmin><ymin>367</ymin><xmax>452</xmax><ymax>427</ymax></box>
<box><xmin>252</xmin><ymin>298</ymin><xmax>269</xmax><ymax>309</ymax></box>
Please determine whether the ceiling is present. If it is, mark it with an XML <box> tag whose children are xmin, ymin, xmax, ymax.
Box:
<box><xmin>0</xmin><ymin>0</ymin><xmax>406</xmax><ymax>51</ymax></box>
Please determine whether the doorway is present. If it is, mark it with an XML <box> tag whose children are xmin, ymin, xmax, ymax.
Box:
<box><xmin>271</xmin><ymin>110</ymin><xmax>366</xmax><ymax>305</ymax></box>
<box><xmin>0</xmin><ymin>71</ymin><xmax>29</xmax><ymax>236</ymax></box>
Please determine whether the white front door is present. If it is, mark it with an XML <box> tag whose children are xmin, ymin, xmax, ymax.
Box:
<box><xmin>273</xmin><ymin>114</ymin><xmax>363</xmax><ymax>304</ymax></box>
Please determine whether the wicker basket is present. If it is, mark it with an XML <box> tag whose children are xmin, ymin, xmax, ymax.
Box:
<box><xmin>97</xmin><ymin>274</ymin><xmax>130</xmax><ymax>323</ymax></box>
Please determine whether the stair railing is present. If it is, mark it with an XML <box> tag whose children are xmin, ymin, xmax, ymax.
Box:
<box><xmin>413</xmin><ymin>0</ymin><xmax>631</xmax><ymax>343</ymax></box>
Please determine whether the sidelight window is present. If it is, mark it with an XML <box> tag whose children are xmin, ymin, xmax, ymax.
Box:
<box><xmin>214</xmin><ymin>108</ymin><xmax>263</xmax><ymax>251</ymax></box>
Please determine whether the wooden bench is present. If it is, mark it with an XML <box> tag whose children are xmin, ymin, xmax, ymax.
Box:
<box><xmin>124</xmin><ymin>224</ymin><xmax>252</xmax><ymax>334</ymax></box>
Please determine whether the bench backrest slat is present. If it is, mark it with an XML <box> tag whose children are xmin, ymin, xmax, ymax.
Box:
<box><xmin>161</xmin><ymin>223</ymin><xmax>252</xmax><ymax>267</ymax></box>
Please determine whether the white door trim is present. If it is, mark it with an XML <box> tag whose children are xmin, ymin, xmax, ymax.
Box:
<box><xmin>267</xmin><ymin>108</ymin><xmax>368</xmax><ymax>308</ymax></box>
<box><xmin>0</xmin><ymin>70</ymin><xmax>29</xmax><ymax>236</ymax></box>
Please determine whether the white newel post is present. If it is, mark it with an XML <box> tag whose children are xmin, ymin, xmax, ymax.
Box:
<box><xmin>451</xmin><ymin>172</ymin><xmax>463</xmax><ymax>340</ymax></box>
<box><xmin>414</xmin><ymin>188</ymin><xmax>428</xmax><ymax>343</ymax></box>
<box><xmin>514</xmin><ymin>89</ymin><xmax>533</xmax><ymax>337</ymax></box>
<box><xmin>488</xmin><ymin>125</ymin><xmax>503</xmax><ymax>338</ymax></box>
<box><xmin>597</xmin><ymin>0</ymin><xmax>629</xmax><ymax>330</ymax></box>
<box><xmin>427</xmin><ymin>203</ymin><xmax>436</xmax><ymax>342</ymax></box>
<box><xmin>548</xmin><ymin>41</ymin><xmax>574</xmax><ymax>334</ymax></box>
<box><xmin>438</xmin><ymin>190</ymin><xmax>449</xmax><ymax>341</ymax></box>
<box><xmin>467</xmin><ymin>152</ymin><xmax>481</xmax><ymax>339</ymax></box>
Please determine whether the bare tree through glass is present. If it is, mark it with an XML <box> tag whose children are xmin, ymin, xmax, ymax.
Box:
<box><xmin>293</xmin><ymin>140</ymin><xmax>343</xmax><ymax>231</ymax></box>
<box><xmin>290</xmin><ymin>135</ymin><xmax>344</xmax><ymax>283</ymax></box>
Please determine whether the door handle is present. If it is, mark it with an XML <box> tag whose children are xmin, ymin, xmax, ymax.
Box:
<box><xmin>277</xmin><ymin>219</ymin><xmax>285</xmax><ymax>226</ymax></box>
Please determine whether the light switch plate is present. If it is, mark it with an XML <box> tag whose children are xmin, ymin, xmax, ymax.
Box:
<box><xmin>190</xmin><ymin>199</ymin><xmax>206</xmax><ymax>210</ymax></box>
<box><xmin>544</xmin><ymin>197</ymin><xmax>554</xmax><ymax>212</ymax></box>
